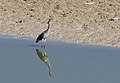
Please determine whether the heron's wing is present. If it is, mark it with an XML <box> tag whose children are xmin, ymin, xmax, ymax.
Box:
<box><xmin>36</xmin><ymin>32</ymin><xmax>44</xmax><ymax>42</ymax></box>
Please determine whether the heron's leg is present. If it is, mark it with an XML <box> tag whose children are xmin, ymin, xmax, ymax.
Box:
<box><xmin>41</xmin><ymin>39</ymin><xmax>45</xmax><ymax>49</ymax></box>
<box><xmin>43</xmin><ymin>39</ymin><xmax>46</xmax><ymax>49</ymax></box>
<box><xmin>41</xmin><ymin>40</ymin><xmax>44</xmax><ymax>48</ymax></box>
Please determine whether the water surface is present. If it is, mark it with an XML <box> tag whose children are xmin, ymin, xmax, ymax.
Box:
<box><xmin>0</xmin><ymin>35</ymin><xmax>120</xmax><ymax>83</ymax></box>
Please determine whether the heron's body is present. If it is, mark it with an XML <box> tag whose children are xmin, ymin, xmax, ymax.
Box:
<box><xmin>36</xmin><ymin>18</ymin><xmax>52</xmax><ymax>47</ymax></box>
<box><xmin>36</xmin><ymin>31</ymin><xmax>46</xmax><ymax>43</ymax></box>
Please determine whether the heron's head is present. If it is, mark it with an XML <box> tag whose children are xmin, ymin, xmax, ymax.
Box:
<box><xmin>48</xmin><ymin>17</ymin><xmax>53</xmax><ymax>24</ymax></box>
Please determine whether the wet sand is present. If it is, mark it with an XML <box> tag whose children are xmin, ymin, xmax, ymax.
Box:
<box><xmin>0</xmin><ymin>0</ymin><xmax>120</xmax><ymax>47</ymax></box>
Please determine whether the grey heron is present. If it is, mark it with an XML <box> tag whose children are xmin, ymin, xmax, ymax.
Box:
<box><xmin>36</xmin><ymin>18</ymin><xmax>52</xmax><ymax>48</ymax></box>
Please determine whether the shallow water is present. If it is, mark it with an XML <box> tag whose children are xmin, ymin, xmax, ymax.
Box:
<box><xmin>0</xmin><ymin>35</ymin><xmax>120</xmax><ymax>83</ymax></box>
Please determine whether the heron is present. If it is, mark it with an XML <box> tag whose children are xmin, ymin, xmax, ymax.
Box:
<box><xmin>36</xmin><ymin>18</ymin><xmax>52</xmax><ymax>48</ymax></box>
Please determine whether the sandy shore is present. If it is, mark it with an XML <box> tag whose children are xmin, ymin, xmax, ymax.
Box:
<box><xmin>0</xmin><ymin>0</ymin><xmax>120</xmax><ymax>47</ymax></box>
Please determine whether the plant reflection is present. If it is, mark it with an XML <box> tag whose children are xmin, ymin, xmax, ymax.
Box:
<box><xmin>36</xmin><ymin>48</ymin><xmax>55</xmax><ymax>77</ymax></box>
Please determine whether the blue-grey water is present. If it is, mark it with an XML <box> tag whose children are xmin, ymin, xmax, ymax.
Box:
<box><xmin>0</xmin><ymin>35</ymin><xmax>120</xmax><ymax>83</ymax></box>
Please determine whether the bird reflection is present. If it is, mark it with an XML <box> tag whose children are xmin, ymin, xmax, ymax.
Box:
<box><xmin>36</xmin><ymin>48</ymin><xmax>55</xmax><ymax>77</ymax></box>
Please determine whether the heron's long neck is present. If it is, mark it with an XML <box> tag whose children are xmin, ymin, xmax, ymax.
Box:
<box><xmin>46</xmin><ymin>22</ymin><xmax>50</xmax><ymax>32</ymax></box>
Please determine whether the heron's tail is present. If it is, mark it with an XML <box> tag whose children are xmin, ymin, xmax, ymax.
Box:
<box><xmin>36</xmin><ymin>39</ymin><xmax>39</xmax><ymax>43</ymax></box>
